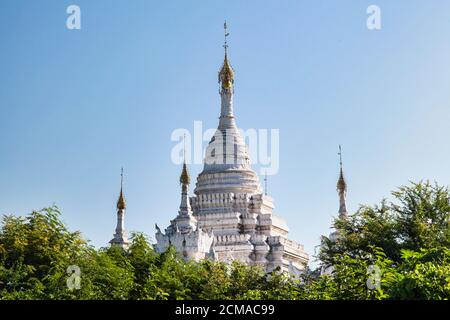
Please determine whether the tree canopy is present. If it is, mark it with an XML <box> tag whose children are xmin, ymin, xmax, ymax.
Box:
<box><xmin>0</xmin><ymin>181</ymin><xmax>449</xmax><ymax>300</ymax></box>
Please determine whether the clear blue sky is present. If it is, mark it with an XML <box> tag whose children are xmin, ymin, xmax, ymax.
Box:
<box><xmin>1</xmin><ymin>1</ymin><xmax>450</xmax><ymax>265</ymax></box>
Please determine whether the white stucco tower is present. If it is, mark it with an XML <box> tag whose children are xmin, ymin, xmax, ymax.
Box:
<box><xmin>155</xmin><ymin>23</ymin><xmax>309</xmax><ymax>273</ymax></box>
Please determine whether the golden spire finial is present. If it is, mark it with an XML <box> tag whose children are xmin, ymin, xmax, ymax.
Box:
<box><xmin>180</xmin><ymin>135</ymin><xmax>190</xmax><ymax>186</ymax></box>
<box><xmin>180</xmin><ymin>162</ymin><xmax>190</xmax><ymax>186</ymax></box>
<box><xmin>337</xmin><ymin>145</ymin><xmax>347</xmax><ymax>193</ymax></box>
<box><xmin>117</xmin><ymin>167</ymin><xmax>126</xmax><ymax>210</ymax></box>
<box><xmin>219</xmin><ymin>21</ymin><xmax>234</xmax><ymax>91</ymax></box>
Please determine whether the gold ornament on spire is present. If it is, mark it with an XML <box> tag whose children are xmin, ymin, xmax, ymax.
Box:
<box><xmin>180</xmin><ymin>134</ymin><xmax>190</xmax><ymax>186</ymax></box>
<box><xmin>117</xmin><ymin>167</ymin><xmax>126</xmax><ymax>210</ymax></box>
<box><xmin>117</xmin><ymin>190</ymin><xmax>126</xmax><ymax>210</ymax></box>
<box><xmin>337</xmin><ymin>169</ymin><xmax>347</xmax><ymax>193</ymax></box>
<box><xmin>337</xmin><ymin>145</ymin><xmax>347</xmax><ymax>193</ymax></box>
<box><xmin>219</xmin><ymin>21</ymin><xmax>234</xmax><ymax>91</ymax></box>
<box><xmin>180</xmin><ymin>162</ymin><xmax>190</xmax><ymax>186</ymax></box>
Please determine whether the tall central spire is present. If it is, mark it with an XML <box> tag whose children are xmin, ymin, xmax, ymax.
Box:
<box><xmin>217</xmin><ymin>21</ymin><xmax>236</xmax><ymax>131</ymax></box>
<box><xmin>195</xmin><ymin>22</ymin><xmax>258</xmax><ymax>194</ymax></box>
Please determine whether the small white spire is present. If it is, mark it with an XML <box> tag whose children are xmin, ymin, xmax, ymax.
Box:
<box><xmin>337</xmin><ymin>145</ymin><xmax>348</xmax><ymax>219</ymax></box>
<box><xmin>110</xmin><ymin>168</ymin><xmax>129</xmax><ymax>248</ymax></box>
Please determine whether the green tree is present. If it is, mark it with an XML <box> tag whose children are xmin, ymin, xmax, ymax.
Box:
<box><xmin>313</xmin><ymin>181</ymin><xmax>450</xmax><ymax>300</ymax></box>
<box><xmin>385</xmin><ymin>247</ymin><xmax>450</xmax><ymax>299</ymax></box>
<box><xmin>1</xmin><ymin>181</ymin><xmax>448</xmax><ymax>300</ymax></box>
<box><xmin>0</xmin><ymin>206</ymin><xmax>87</xmax><ymax>299</ymax></box>
<box><xmin>320</xmin><ymin>181</ymin><xmax>450</xmax><ymax>266</ymax></box>
<box><xmin>0</xmin><ymin>206</ymin><xmax>134</xmax><ymax>299</ymax></box>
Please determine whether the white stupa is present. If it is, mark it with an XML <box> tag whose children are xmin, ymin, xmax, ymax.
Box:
<box><xmin>154</xmin><ymin>23</ymin><xmax>308</xmax><ymax>273</ymax></box>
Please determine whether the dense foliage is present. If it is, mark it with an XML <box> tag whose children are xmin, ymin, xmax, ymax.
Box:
<box><xmin>0</xmin><ymin>182</ymin><xmax>449</xmax><ymax>300</ymax></box>
<box><xmin>317</xmin><ymin>181</ymin><xmax>450</xmax><ymax>299</ymax></box>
